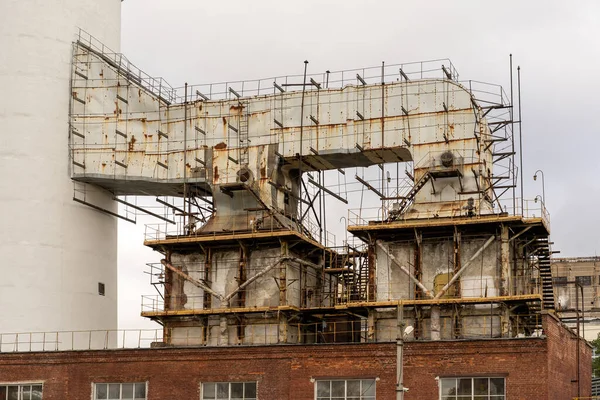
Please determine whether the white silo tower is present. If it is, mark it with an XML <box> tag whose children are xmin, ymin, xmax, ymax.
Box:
<box><xmin>0</xmin><ymin>1</ymin><xmax>121</xmax><ymax>342</ymax></box>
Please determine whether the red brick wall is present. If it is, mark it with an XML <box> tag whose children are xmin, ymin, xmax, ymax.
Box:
<box><xmin>0</xmin><ymin>315</ymin><xmax>590</xmax><ymax>400</ymax></box>
<box><xmin>404</xmin><ymin>338</ymin><xmax>548</xmax><ymax>400</ymax></box>
<box><xmin>544</xmin><ymin>312</ymin><xmax>592</xmax><ymax>400</ymax></box>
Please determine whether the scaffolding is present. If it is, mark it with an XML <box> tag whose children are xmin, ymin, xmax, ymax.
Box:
<box><xmin>67</xmin><ymin>28</ymin><xmax>554</xmax><ymax>347</ymax></box>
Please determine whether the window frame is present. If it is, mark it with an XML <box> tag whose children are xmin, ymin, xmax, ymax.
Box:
<box><xmin>438</xmin><ymin>376</ymin><xmax>505</xmax><ymax>400</ymax></box>
<box><xmin>313</xmin><ymin>378</ymin><xmax>377</xmax><ymax>400</ymax></box>
<box><xmin>576</xmin><ymin>276</ymin><xmax>592</xmax><ymax>286</ymax></box>
<box><xmin>0</xmin><ymin>383</ymin><xmax>44</xmax><ymax>400</ymax></box>
<box><xmin>92</xmin><ymin>382</ymin><xmax>147</xmax><ymax>400</ymax></box>
<box><xmin>200</xmin><ymin>381</ymin><xmax>257</xmax><ymax>400</ymax></box>
<box><xmin>553</xmin><ymin>276</ymin><xmax>567</xmax><ymax>286</ymax></box>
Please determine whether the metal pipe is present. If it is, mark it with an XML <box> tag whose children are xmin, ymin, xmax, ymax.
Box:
<box><xmin>576</xmin><ymin>281</ymin><xmax>581</xmax><ymax>398</ymax></box>
<box><xmin>517</xmin><ymin>66</ymin><xmax>524</xmax><ymax>215</ymax></box>
<box><xmin>510</xmin><ymin>54</ymin><xmax>515</xmax><ymax>212</ymax></box>
<box><xmin>396</xmin><ymin>303</ymin><xmax>405</xmax><ymax>400</ymax></box>
<box><xmin>161</xmin><ymin>259</ymin><xmax>222</xmax><ymax>301</ymax></box>
<box><xmin>533</xmin><ymin>169</ymin><xmax>546</xmax><ymax>205</ymax></box>
<box><xmin>184</xmin><ymin>82</ymin><xmax>189</xmax><ymax>230</ymax></box>
<box><xmin>298</xmin><ymin>61</ymin><xmax>309</xmax><ymax>229</ymax></box>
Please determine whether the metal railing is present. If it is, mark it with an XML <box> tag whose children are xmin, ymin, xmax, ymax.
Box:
<box><xmin>0</xmin><ymin>312</ymin><xmax>544</xmax><ymax>353</ymax></box>
<box><xmin>75</xmin><ymin>29</ymin><xmax>177</xmax><ymax>103</ymax></box>
<box><xmin>141</xmin><ymin>272</ymin><xmax>541</xmax><ymax>314</ymax></box>
<box><xmin>347</xmin><ymin>197</ymin><xmax>550</xmax><ymax>229</ymax></box>
<box><xmin>173</xmin><ymin>59</ymin><xmax>459</xmax><ymax>103</ymax></box>
<box><xmin>143</xmin><ymin>214</ymin><xmax>335</xmax><ymax>247</ymax></box>
<box><xmin>0</xmin><ymin>329</ymin><xmax>163</xmax><ymax>353</ymax></box>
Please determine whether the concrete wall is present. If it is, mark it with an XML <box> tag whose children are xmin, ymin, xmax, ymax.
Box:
<box><xmin>0</xmin><ymin>0</ymin><xmax>121</xmax><ymax>336</ymax></box>
<box><xmin>376</xmin><ymin>235</ymin><xmax>501</xmax><ymax>302</ymax></box>
<box><xmin>170</xmin><ymin>247</ymin><xmax>320</xmax><ymax>311</ymax></box>
<box><xmin>167</xmin><ymin>246</ymin><xmax>331</xmax><ymax>345</ymax></box>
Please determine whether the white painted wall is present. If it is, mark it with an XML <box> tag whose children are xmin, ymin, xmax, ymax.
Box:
<box><xmin>0</xmin><ymin>0</ymin><xmax>121</xmax><ymax>336</ymax></box>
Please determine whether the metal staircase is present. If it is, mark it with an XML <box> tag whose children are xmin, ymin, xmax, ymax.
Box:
<box><xmin>534</xmin><ymin>237</ymin><xmax>555</xmax><ymax>310</ymax></box>
<box><xmin>390</xmin><ymin>172</ymin><xmax>432</xmax><ymax>218</ymax></box>
<box><xmin>325</xmin><ymin>245</ymin><xmax>369</xmax><ymax>303</ymax></box>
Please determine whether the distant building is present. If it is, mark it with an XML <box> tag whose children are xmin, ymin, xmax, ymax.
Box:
<box><xmin>552</xmin><ymin>257</ymin><xmax>600</xmax><ymax>340</ymax></box>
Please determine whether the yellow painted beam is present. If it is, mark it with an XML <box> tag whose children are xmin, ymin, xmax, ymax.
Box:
<box><xmin>348</xmin><ymin>215</ymin><xmax>547</xmax><ymax>232</ymax></box>
<box><xmin>144</xmin><ymin>230</ymin><xmax>327</xmax><ymax>250</ymax></box>
<box><xmin>141</xmin><ymin>294</ymin><xmax>541</xmax><ymax>318</ymax></box>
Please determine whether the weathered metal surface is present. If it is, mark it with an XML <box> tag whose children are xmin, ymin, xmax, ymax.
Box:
<box><xmin>70</xmin><ymin>42</ymin><xmax>496</xmax><ymax>233</ymax></box>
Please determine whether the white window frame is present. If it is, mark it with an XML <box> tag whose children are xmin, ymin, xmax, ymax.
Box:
<box><xmin>314</xmin><ymin>378</ymin><xmax>376</xmax><ymax>400</ymax></box>
<box><xmin>92</xmin><ymin>382</ymin><xmax>147</xmax><ymax>400</ymax></box>
<box><xmin>0</xmin><ymin>383</ymin><xmax>43</xmax><ymax>400</ymax></box>
<box><xmin>438</xmin><ymin>376</ymin><xmax>505</xmax><ymax>400</ymax></box>
<box><xmin>200</xmin><ymin>381</ymin><xmax>257</xmax><ymax>400</ymax></box>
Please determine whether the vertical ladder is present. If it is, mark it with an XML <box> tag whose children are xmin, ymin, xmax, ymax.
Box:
<box><xmin>239</xmin><ymin>100</ymin><xmax>250</xmax><ymax>166</ymax></box>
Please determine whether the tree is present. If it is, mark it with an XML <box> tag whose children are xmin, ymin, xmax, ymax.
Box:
<box><xmin>590</xmin><ymin>333</ymin><xmax>600</xmax><ymax>377</ymax></box>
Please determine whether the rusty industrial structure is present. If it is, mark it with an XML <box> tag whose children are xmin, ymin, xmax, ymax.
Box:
<box><xmin>1</xmin><ymin>28</ymin><xmax>593</xmax><ymax>400</ymax></box>
<box><xmin>67</xmin><ymin>30</ymin><xmax>555</xmax><ymax>348</ymax></box>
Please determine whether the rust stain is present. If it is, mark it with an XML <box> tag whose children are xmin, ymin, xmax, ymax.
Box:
<box><xmin>260</xmin><ymin>166</ymin><xmax>266</xmax><ymax>178</ymax></box>
<box><xmin>99</xmin><ymin>69</ymin><xmax>104</xmax><ymax>78</ymax></box>
<box><xmin>214</xmin><ymin>166</ymin><xmax>219</xmax><ymax>181</ymax></box>
<box><xmin>128</xmin><ymin>135</ymin><xmax>136</xmax><ymax>151</ymax></box>
<box><xmin>186</xmin><ymin>163</ymin><xmax>191</xmax><ymax>168</ymax></box>
<box><xmin>214</xmin><ymin>142</ymin><xmax>227</xmax><ymax>150</ymax></box>
<box><xmin>222</xmin><ymin>117</ymin><xmax>227</xmax><ymax>124</ymax></box>
<box><xmin>230</xmin><ymin>104</ymin><xmax>243</xmax><ymax>112</ymax></box>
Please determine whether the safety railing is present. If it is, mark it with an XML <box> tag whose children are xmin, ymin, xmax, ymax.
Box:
<box><xmin>75</xmin><ymin>28</ymin><xmax>177</xmax><ymax>103</ymax></box>
<box><xmin>502</xmin><ymin>198</ymin><xmax>551</xmax><ymax>230</ymax></box>
<box><xmin>348</xmin><ymin>196</ymin><xmax>550</xmax><ymax>229</ymax></box>
<box><xmin>0</xmin><ymin>312</ymin><xmax>545</xmax><ymax>353</ymax></box>
<box><xmin>0</xmin><ymin>329</ymin><xmax>163</xmax><ymax>353</ymax></box>
<box><xmin>141</xmin><ymin>272</ymin><xmax>541</xmax><ymax>314</ymax></box>
<box><xmin>173</xmin><ymin>59</ymin><xmax>459</xmax><ymax>103</ymax></box>
<box><xmin>144</xmin><ymin>214</ymin><xmax>335</xmax><ymax>247</ymax></box>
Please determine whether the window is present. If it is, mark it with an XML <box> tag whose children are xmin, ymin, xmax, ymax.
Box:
<box><xmin>94</xmin><ymin>383</ymin><xmax>146</xmax><ymax>400</ymax></box>
<box><xmin>439</xmin><ymin>377</ymin><xmax>505</xmax><ymax>400</ymax></box>
<box><xmin>98</xmin><ymin>282</ymin><xmax>106</xmax><ymax>296</ymax></box>
<box><xmin>553</xmin><ymin>276</ymin><xmax>567</xmax><ymax>286</ymax></box>
<box><xmin>0</xmin><ymin>384</ymin><xmax>43</xmax><ymax>400</ymax></box>
<box><xmin>201</xmin><ymin>382</ymin><xmax>256</xmax><ymax>400</ymax></box>
<box><xmin>315</xmin><ymin>379</ymin><xmax>376</xmax><ymax>400</ymax></box>
<box><xmin>576</xmin><ymin>276</ymin><xmax>592</xmax><ymax>286</ymax></box>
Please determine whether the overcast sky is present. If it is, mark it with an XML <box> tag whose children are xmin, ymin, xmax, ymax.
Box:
<box><xmin>116</xmin><ymin>0</ymin><xmax>600</xmax><ymax>330</ymax></box>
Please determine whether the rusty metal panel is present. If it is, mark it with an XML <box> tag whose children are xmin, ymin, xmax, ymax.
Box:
<box><xmin>70</xmin><ymin>42</ymin><xmax>497</xmax><ymax>220</ymax></box>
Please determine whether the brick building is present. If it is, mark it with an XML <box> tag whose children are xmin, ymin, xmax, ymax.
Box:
<box><xmin>0</xmin><ymin>313</ymin><xmax>590</xmax><ymax>399</ymax></box>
